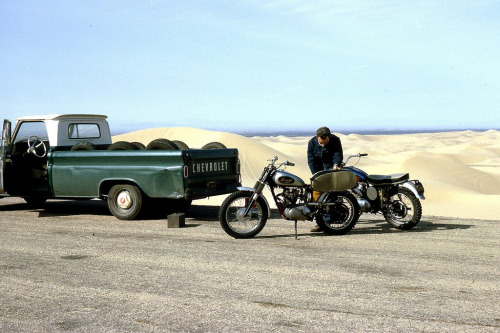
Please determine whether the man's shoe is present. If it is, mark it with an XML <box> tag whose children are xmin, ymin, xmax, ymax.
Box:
<box><xmin>310</xmin><ymin>225</ymin><xmax>322</xmax><ymax>232</ymax></box>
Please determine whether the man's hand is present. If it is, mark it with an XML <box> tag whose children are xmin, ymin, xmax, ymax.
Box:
<box><xmin>333</xmin><ymin>164</ymin><xmax>340</xmax><ymax>170</ymax></box>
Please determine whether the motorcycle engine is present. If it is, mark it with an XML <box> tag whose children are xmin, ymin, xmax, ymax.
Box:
<box><xmin>354</xmin><ymin>182</ymin><xmax>373</xmax><ymax>212</ymax></box>
<box><xmin>280</xmin><ymin>188</ymin><xmax>301</xmax><ymax>206</ymax></box>
<box><xmin>279</xmin><ymin>187</ymin><xmax>312</xmax><ymax>221</ymax></box>
<box><xmin>357</xmin><ymin>182</ymin><xmax>378</xmax><ymax>201</ymax></box>
<box><xmin>366</xmin><ymin>186</ymin><xmax>378</xmax><ymax>201</ymax></box>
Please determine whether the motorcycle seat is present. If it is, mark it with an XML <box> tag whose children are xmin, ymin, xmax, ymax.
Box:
<box><xmin>367</xmin><ymin>173</ymin><xmax>409</xmax><ymax>185</ymax></box>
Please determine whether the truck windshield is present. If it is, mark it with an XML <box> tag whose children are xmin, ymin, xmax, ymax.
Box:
<box><xmin>14</xmin><ymin>121</ymin><xmax>49</xmax><ymax>143</ymax></box>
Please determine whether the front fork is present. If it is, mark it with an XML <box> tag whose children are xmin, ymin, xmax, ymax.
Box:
<box><xmin>243</xmin><ymin>180</ymin><xmax>266</xmax><ymax>217</ymax></box>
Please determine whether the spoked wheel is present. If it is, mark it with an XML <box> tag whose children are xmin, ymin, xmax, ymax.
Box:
<box><xmin>218</xmin><ymin>191</ymin><xmax>268</xmax><ymax>238</ymax></box>
<box><xmin>315</xmin><ymin>191</ymin><xmax>359</xmax><ymax>235</ymax></box>
<box><xmin>384</xmin><ymin>187</ymin><xmax>422</xmax><ymax>230</ymax></box>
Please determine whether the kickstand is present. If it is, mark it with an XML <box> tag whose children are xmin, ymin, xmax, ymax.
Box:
<box><xmin>294</xmin><ymin>220</ymin><xmax>298</xmax><ymax>240</ymax></box>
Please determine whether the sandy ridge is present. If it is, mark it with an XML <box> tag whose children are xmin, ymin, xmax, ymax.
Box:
<box><xmin>114</xmin><ymin>129</ymin><xmax>500</xmax><ymax>221</ymax></box>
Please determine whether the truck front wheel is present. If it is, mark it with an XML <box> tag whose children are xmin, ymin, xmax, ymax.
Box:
<box><xmin>108</xmin><ymin>184</ymin><xmax>143</xmax><ymax>220</ymax></box>
<box><xmin>24</xmin><ymin>196</ymin><xmax>48</xmax><ymax>208</ymax></box>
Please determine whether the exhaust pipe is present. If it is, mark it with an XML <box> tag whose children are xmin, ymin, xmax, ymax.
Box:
<box><xmin>284</xmin><ymin>206</ymin><xmax>311</xmax><ymax>221</ymax></box>
<box><xmin>357</xmin><ymin>198</ymin><xmax>371</xmax><ymax>212</ymax></box>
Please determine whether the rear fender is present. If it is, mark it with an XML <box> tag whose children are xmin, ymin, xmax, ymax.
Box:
<box><xmin>100</xmin><ymin>179</ymin><xmax>143</xmax><ymax>197</ymax></box>
<box><xmin>401</xmin><ymin>181</ymin><xmax>425</xmax><ymax>200</ymax></box>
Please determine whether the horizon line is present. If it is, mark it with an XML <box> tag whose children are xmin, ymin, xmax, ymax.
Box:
<box><xmin>111</xmin><ymin>126</ymin><xmax>499</xmax><ymax>136</ymax></box>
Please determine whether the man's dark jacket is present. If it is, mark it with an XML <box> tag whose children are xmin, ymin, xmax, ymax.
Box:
<box><xmin>307</xmin><ymin>134</ymin><xmax>343</xmax><ymax>174</ymax></box>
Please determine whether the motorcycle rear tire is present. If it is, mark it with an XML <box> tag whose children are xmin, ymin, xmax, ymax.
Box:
<box><xmin>316</xmin><ymin>191</ymin><xmax>359</xmax><ymax>235</ymax></box>
<box><xmin>219</xmin><ymin>191</ymin><xmax>268</xmax><ymax>238</ymax></box>
<box><xmin>384</xmin><ymin>187</ymin><xmax>422</xmax><ymax>230</ymax></box>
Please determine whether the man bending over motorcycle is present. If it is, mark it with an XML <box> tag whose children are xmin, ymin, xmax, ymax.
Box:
<box><xmin>307</xmin><ymin>126</ymin><xmax>344</xmax><ymax>232</ymax></box>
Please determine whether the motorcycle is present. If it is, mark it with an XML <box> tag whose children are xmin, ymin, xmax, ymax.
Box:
<box><xmin>343</xmin><ymin>153</ymin><xmax>425</xmax><ymax>229</ymax></box>
<box><xmin>218</xmin><ymin>156</ymin><xmax>360</xmax><ymax>238</ymax></box>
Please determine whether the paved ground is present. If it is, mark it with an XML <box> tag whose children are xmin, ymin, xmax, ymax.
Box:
<box><xmin>1</xmin><ymin>196</ymin><xmax>499</xmax><ymax>332</ymax></box>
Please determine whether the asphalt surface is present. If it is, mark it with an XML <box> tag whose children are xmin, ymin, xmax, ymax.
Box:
<box><xmin>1</xmin><ymin>196</ymin><xmax>499</xmax><ymax>332</ymax></box>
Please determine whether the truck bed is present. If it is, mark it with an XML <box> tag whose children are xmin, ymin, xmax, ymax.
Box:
<box><xmin>48</xmin><ymin>148</ymin><xmax>240</xmax><ymax>200</ymax></box>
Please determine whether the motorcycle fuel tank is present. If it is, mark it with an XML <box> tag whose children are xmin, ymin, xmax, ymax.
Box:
<box><xmin>273</xmin><ymin>170</ymin><xmax>306</xmax><ymax>186</ymax></box>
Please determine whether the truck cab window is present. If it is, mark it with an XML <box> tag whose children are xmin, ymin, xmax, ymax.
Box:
<box><xmin>69</xmin><ymin>123</ymin><xmax>101</xmax><ymax>139</ymax></box>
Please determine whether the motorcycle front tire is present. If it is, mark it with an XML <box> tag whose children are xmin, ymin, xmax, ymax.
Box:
<box><xmin>218</xmin><ymin>191</ymin><xmax>269</xmax><ymax>239</ymax></box>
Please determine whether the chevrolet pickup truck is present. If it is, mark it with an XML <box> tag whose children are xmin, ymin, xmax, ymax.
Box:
<box><xmin>0</xmin><ymin>114</ymin><xmax>240</xmax><ymax>219</ymax></box>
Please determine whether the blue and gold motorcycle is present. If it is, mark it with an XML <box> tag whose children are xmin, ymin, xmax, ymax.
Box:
<box><xmin>343</xmin><ymin>154</ymin><xmax>425</xmax><ymax>230</ymax></box>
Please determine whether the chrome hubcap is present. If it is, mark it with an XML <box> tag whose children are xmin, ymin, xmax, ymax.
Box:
<box><xmin>117</xmin><ymin>191</ymin><xmax>132</xmax><ymax>209</ymax></box>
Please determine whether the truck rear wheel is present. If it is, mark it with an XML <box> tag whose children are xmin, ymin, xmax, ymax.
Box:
<box><xmin>108</xmin><ymin>184</ymin><xmax>143</xmax><ymax>220</ymax></box>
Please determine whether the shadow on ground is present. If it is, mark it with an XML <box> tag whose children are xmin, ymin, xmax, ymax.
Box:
<box><xmin>0</xmin><ymin>199</ymin><xmax>475</xmax><ymax>236</ymax></box>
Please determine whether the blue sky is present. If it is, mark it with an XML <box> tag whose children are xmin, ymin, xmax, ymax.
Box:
<box><xmin>1</xmin><ymin>1</ymin><xmax>499</xmax><ymax>133</ymax></box>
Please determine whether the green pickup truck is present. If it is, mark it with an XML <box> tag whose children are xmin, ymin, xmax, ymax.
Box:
<box><xmin>0</xmin><ymin>114</ymin><xmax>240</xmax><ymax>219</ymax></box>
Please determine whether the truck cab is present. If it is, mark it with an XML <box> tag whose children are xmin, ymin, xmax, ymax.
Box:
<box><xmin>1</xmin><ymin>114</ymin><xmax>241</xmax><ymax>219</ymax></box>
<box><xmin>1</xmin><ymin>114</ymin><xmax>111</xmax><ymax>202</ymax></box>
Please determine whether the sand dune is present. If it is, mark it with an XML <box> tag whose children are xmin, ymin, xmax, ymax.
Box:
<box><xmin>114</xmin><ymin>129</ymin><xmax>500</xmax><ymax>221</ymax></box>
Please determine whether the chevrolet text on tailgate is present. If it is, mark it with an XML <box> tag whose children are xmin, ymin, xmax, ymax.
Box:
<box><xmin>0</xmin><ymin>114</ymin><xmax>241</xmax><ymax>219</ymax></box>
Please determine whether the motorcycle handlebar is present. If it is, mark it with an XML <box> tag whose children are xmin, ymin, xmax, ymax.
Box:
<box><xmin>343</xmin><ymin>153</ymin><xmax>368</xmax><ymax>166</ymax></box>
<box><xmin>266</xmin><ymin>157</ymin><xmax>295</xmax><ymax>168</ymax></box>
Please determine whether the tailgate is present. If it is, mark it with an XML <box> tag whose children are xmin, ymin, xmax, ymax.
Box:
<box><xmin>182</xmin><ymin>148</ymin><xmax>240</xmax><ymax>199</ymax></box>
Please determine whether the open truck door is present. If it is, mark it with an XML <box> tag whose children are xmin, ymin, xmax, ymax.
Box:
<box><xmin>1</xmin><ymin>119</ymin><xmax>12</xmax><ymax>194</ymax></box>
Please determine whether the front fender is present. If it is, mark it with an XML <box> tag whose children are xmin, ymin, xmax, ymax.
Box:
<box><xmin>236</xmin><ymin>187</ymin><xmax>272</xmax><ymax>217</ymax></box>
<box><xmin>237</xmin><ymin>186</ymin><xmax>255</xmax><ymax>192</ymax></box>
